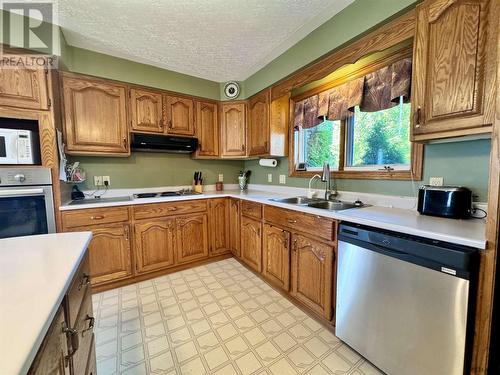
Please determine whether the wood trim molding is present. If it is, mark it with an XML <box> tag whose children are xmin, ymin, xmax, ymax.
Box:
<box><xmin>270</xmin><ymin>10</ymin><xmax>416</xmax><ymax>100</ymax></box>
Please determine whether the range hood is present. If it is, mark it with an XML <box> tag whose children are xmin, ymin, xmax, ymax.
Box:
<box><xmin>131</xmin><ymin>133</ymin><xmax>198</xmax><ymax>153</ymax></box>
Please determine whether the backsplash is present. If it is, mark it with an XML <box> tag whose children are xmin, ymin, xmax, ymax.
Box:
<box><xmin>69</xmin><ymin>152</ymin><xmax>244</xmax><ymax>190</ymax></box>
<box><xmin>244</xmin><ymin>139</ymin><xmax>492</xmax><ymax>202</ymax></box>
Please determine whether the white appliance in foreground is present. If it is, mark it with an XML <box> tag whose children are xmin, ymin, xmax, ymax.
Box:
<box><xmin>336</xmin><ymin>223</ymin><xmax>477</xmax><ymax>375</ymax></box>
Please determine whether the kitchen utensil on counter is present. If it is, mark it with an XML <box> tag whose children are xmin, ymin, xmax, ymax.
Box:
<box><xmin>238</xmin><ymin>170</ymin><xmax>251</xmax><ymax>191</ymax></box>
<box><xmin>216</xmin><ymin>181</ymin><xmax>223</xmax><ymax>191</ymax></box>
<box><xmin>193</xmin><ymin>171</ymin><xmax>203</xmax><ymax>193</ymax></box>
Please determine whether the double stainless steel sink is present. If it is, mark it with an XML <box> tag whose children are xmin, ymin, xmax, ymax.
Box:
<box><xmin>270</xmin><ymin>196</ymin><xmax>362</xmax><ymax>211</ymax></box>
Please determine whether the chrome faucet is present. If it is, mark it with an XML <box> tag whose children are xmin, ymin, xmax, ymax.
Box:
<box><xmin>321</xmin><ymin>162</ymin><xmax>337</xmax><ymax>200</ymax></box>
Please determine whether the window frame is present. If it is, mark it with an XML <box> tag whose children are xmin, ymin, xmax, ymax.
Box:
<box><xmin>289</xmin><ymin>46</ymin><xmax>423</xmax><ymax>181</ymax></box>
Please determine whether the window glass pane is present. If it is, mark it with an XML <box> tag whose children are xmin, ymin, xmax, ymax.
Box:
<box><xmin>348</xmin><ymin>99</ymin><xmax>411</xmax><ymax>168</ymax></box>
<box><xmin>300</xmin><ymin>120</ymin><xmax>341</xmax><ymax>170</ymax></box>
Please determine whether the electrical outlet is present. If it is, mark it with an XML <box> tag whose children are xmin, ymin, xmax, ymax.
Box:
<box><xmin>94</xmin><ymin>176</ymin><xmax>103</xmax><ymax>186</ymax></box>
<box><xmin>279</xmin><ymin>175</ymin><xmax>286</xmax><ymax>184</ymax></box>
<box><xmin>218</xmin><ymin>174</ymin><xmax>224</xmax><ymax>182</ymax></box>
<box><xmin>267</xmin><ymin>173</ymin><xmax>273</xmax><ymax>183</ymax></box>
<box><xmin>429</xmin><ymin>177</ymin><xmax>444</xmax><ymax>186</ymax></box>
<box><xmin>103</xmin><ymin>176</ymin><xmax>111</xmax><ymax>186</ymax></box>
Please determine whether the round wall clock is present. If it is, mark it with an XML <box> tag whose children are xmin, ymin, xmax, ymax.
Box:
<box><xmin>224</xmin><ymin>81</ymin><xmax>240</xmax><ymax>99</ymax></box>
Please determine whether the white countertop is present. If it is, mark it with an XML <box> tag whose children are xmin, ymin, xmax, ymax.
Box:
<box><xmin>0</xmin><ymin>232</ymin><xmax>93</xmax><ymax>375</ymax></box>
<box><xmin>60</xmin><ymin>189</ymin><xmax>487</xmax><ymax>249</ymax></box>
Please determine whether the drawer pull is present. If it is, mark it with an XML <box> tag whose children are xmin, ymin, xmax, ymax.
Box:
<box><xmin>63</xmin><ymin>325</ymin><xmax>79</xmax><ymax>357</ymax></box>
<box><xmin>90</xmin><ymin>215</ymin><xmax>104</xmax><ymax>220</ymax></box>
<box><xmin>169</xmin><ymin>207</ymin><xmax>178</xmax><ymax>211</ymax></box>
<box><xmin>287</xmin><ymin>219</ymin><xmax>297</xmax><ymax>224</ymax></box>
<box><xmin>77</xmin><ymin>273</ymin><xmax>91</xmax><ymax>291</ymax></box>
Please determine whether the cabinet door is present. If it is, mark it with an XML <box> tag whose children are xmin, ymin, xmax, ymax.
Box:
<box><xmin>411</xmin><ymin>0</ymin><xmax>493</xmax><ymax>139</ymax></box>
<box><xmin>0</xmin><ymin>59</ymin><xmax>49</xmax><ymax>110</ymax></box>
<box><xmin>269</xmin><ymin>94</ymin><xmax>289</xmax><ymax>157</ymax></box>
<box><xmin>195</xmin><ymin>101</ymin><xmax>219</xmax><ymax>157</ymax></box>
<box><xmin>165</xmin><ymin>95</ymin><xmax>195</xmax><ymax>136</ymax></box>
<box><xmin>62</xmin><ymin>76</ymin><xmax>129</xmax><ymax>155</ymax></box>
<box><xmin>229</xmin><ymin>199</ymin><xmax>241</xmax><ymax>257</ymax></box>
<box><xmin>176</xmin><ymin>214</ymin><xmax>209</xmax><ymax>263</ymax></box>
<box><xmin>240</xmin><ymin>216</ymin><xmax>262</xmax><ymax>272</ymax></box>
<box><xmin>262</xmin><ymin>224</ymin><xmax>290</xmax><ymax>291</ymax></box>
<box><xmin>291</xmin><ymin>233</ymin><xmax>333</xmax><ymax>320</ymax></box>
<box><xmin>28</xmin><ymin>307</ymin><xmax>69</xmax><ymax>375</ymax></box>
<box><xmin>248</xmin><ymin>90</ymin><xmax>270</xmax><ymax>156</ymax></box>
<box><xmin>209</xmin><ymin>198</ymin><xmax>230</xmax><ymax>256</ymax></box>
<box><xmin>73</xmin><ymin>224</ymin><xmax>132</xmax><ymax>286</ymax></box>
<box><xmin>130</xmin><ymin>88</ymin><xmax>164</xmax><ymax>133</ymax></box>
<box><xmin>134</xmin><ymin>218</ymin><xmax>176</xmax><ymax>274</ymax></box>
<box><xmin>220</xmin><ymin>102</ymin><xmax>246</xmax><ymax>157</ymax></box>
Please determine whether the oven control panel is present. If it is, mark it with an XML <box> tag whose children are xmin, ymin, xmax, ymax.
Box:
<box><xmin>0</xmin><ymin>168</ymin><xmax>52</xmax><ymax>186</ymax></box>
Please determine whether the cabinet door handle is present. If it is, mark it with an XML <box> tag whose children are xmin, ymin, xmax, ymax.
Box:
<box><xmin>90</xmin><ymin>215</ymin><xmax>104</xmax><ymax>220</ymax></box>
<box><xmin>292</xmin><ymin>239</ymin><xmax>298</xmax><ymax>251</ymax></box>
<box><xmin>414</xmin><ymin>106</ymin><xmax>422</xmax><ymax>127</ymax></box>
<box><xmin>123</xmin><ymin>137</ymin><xmax>127</xmax><ymax>148</ymax></box>
<box><xmin>124</xmin><ymin>226</ymin><xmax>130</xmax><ymax>241</ymax></box>
<box><xmin>168</xmin><ymin>121</ymin><xmax>173</xmax><ymax>129</ymax></box>
<box><xmin>241</xmin><ymin>144</ymin><xmax>246</xmax><ymax>151</ymax></box>
<box><xmin>83</xmin><ymin>315</ymin><xmax>95</xmax><ymax>334</ymax></box>
<box><xmin>77</xmin><ymin>273</ymin><xmax>91</xmax><ymax>290</ymax></box>
<box><xmin>63</xmin><ymin>326</ymin><xmax>79</xmax><ymax>357</ymax></box>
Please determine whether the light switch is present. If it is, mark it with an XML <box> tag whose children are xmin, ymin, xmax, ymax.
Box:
<box><xmin>218</xmin><ymin>174</ymin><xmax>224</xmax><ymax>182</ymax></box>
<box><xmin>267</xmin><ymin>173</ymin><xmax>273</xmax><ymax>183</ymax></box>
<box><xmin>279</xmin><ymin>175</ymin><xmax>286</xmax><ymax>184</ymax></box>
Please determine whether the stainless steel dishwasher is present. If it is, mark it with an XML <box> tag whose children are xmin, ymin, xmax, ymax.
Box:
<box><xmin>336</xmin><ymin>223</ymin><xmax>478</xmax><ymax>375</ymax></box>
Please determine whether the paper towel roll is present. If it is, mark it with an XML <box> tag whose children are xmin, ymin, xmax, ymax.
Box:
<box><xmin>259</xmin><ymin>158</ymin><xmax>278</xmax><ymax>167</ymax></box>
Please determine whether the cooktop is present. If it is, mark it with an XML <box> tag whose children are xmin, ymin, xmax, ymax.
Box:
<box><xmin>133</xmin><ymin>189</ymin><xmax>201</xmax><ymax>199</ymax></box>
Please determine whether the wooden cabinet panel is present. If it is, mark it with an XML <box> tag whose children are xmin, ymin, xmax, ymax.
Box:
<box><xmin>248</xmin><ymin>90</ymin><xmax>270</xmax><ymax>156</ymax></box>
<box><xmin>134</xmin><ymin>218</ymin><xmax>176</xmax><ymax>274</ymax></box>
<box><xmin>130</xmin><ymin>88</ymin><xmax>164</xmax><ymax>133</ymax></box>
<box><xmin>241</xmin><ymin>200</ymin><xmax>262</xmax><ymax>220</ymax></box>
<box><xmin>269</xmin><ymin>94</ymin><xmax>289</xmax><ymax>157</ymax></box>
<box><xmin>220</xmin><ymin>102</ymin><xmax>246</xmax><ymax>157</ymax></box>
<box><xmin>62</xmin><ymin>75</ymin><xmax>129</xmax><ymax>155</ymax></box>
<box><xmin>85</xmin><ymin>337</ymin><xmax>96</xmax><ymax>375</ymax></box>
<box><xmin>66</xmin><ymin>255</ymin><xmax>90</xmax><ymax>328</ymax></box>
<box><xmin>264</xmin><ymin>205</ymin><xmax>335</xmax><ymax>242</ymax></box>
<box><xmin>165</xmin><ymin>95</ymin><xmax>195</xmax><ymax>136</ymax></box>
<box><xmin>411</xmin><ymin>0</ymin><xmax>494</xmax><ymax>140</ymax></box>
<box><xmin>176</xmin><ymin>214</ymin><xmax>209</xmax><ymax>263</ymax></box>
<box><xmin>62</xmin><ymin>206</ymin><xmax>129</xmax><ymax>229</ymax></box>
<box><xmin>291</xmin><ymin>233</ymin><xmax>333</xmax><ymax>320</ymax></box>
<box><xmin>71</xmin><ymin>289</ymin><xmax>95</xmax><ymax>375</ymax></box>
<box><xmin>195</xmin><ymin>101</ymin><xmax>219</xmax><ymax>157</ymax></box>
<box><xmin>262</xmin><ymin>224</ymin><xmax>290</xmax><ymax>291</ymax></box>
<box><xmin>209</xmin><ymin>198</ymin><xmax>230</xmax><ymax>256</ymax></box>
<box><xmin>0</xmin><ymin>59</ymin><xmax>49</xmax><ymax>110</ymax></box>
<box><xmin>229</xmin><ymin>198</ymin><xmax>241</xmax><ymax>257</ymax></box>
<box><xmin>69</xmin><ymin>224</ymin><xmax>132</xmax><ymax>286</ymax></box>
<box><xmin>28</xmin><ymin>307</ymin><xmax>69</xmax><ymax>375</ymax></box>
<box><xmin>240</xmin><ymin>216</ymin><xmax>262</xmax><ymax>272</ymax></box>
<box><xmin>133</xmin><ymin>200</ymin><xmax>207</xmax><ymax>220</ymax></box>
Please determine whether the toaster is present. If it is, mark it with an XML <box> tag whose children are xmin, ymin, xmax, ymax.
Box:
<box><xmin>417</xmin><ymin>185</ymin><xmax>472</xmax><ymax>219</ymax></box>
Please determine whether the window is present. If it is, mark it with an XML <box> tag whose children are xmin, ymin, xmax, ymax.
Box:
<box><xmin>345</xmin><ymin>98</ymin><xmax>411</xmax><ymax>171</ymax></box>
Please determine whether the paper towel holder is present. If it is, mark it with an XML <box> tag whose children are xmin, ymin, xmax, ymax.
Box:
<box><xmin>259</xmin><ymin>158</ymin><xmax>278</xmax><ymax>167</ymax></box>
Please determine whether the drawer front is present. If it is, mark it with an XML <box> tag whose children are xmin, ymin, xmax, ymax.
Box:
<box><xmin>62</xmin><ymin>207</ymin><xmax>129</xmax><ymax>229</ymax></box>
<box><xmin>72</xmin><ymin>289</ymin><xmax>94</xmax><ymax>375</ymax></box>
<box><xmin>67</xmin><ymin>252</ymin><xmax>91</xmax><ymax>328</ymax></box>
<box><xmin>241</xmin><ymin>200</ymin><xmax>262</xmax><ymax>219</ymax></box>
<box><xmin>264</xmin><ymin>205</ymin><xmax>336</xmax><ymax>241</ymax></box>
<box><xmin>133</xmin><ymin>200</ymin><xmax>207</xmax><ymax>220</ymax></box>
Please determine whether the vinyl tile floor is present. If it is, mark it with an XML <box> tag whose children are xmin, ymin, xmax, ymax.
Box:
<box><xmin>92</xmin><ymin>258</ymin><xmax>384</xmax><ymax>375</ymax></box>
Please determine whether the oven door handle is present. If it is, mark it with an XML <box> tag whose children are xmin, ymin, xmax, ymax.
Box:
<box><xmin>0</xmin><ymin>188</ymin><xmax>45</xmax><ymax>197</ymax></box>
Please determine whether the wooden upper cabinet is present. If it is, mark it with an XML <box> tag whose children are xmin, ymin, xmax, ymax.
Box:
<box><xmin>229</xmin><ymin>198</ymin><xmax>241</xmax><ymax>257</ymax></box>
<box><xmin>61</xmin><ymin>75</ymin><xmax>129</xmax><ymax>155</ymax></box>
<box><xmin>208</xmin><ymin>198</ymin><xmax>230</xmax><ymax>256</ymax></box>
<box><xmin>77</xmin><ymin>224</ymin><xmax>132</xmax><ymax>286</ymax></box>
<box><xmin>411</xmin><ymin>0</ymin><xmax>495</xmax><ymax>141</ymax></box>
<box><xmin>262</xmin><ymin>224</ymin><xmax>290</xmax><ymax>291</ymax></box>
<box><xmin>269</xmin><ymin>94</ymin><xmax>290</xmax><ymax>157</ymax></box>
<box><xmin>0</xmin><ymin>59</ymin><xmax>49</xmax><ymax>110</ymax></box>
<box><xmin>130</xmin><ymin>88</ymin><xmax>164</xmax><ymax>133</ymax></box>
<box><xmin>176</xmin><ymin>213</ymin><xmax>209</xmax><ymax>263</ymax></box>
<box><xmin>248</xmin><ymin>90</ymin><xmax>270</xmax><ymax>156</ymax></box>
<box><xmin>240</xmin><ymin>215</ymin><xmax>262</xmax><ymax>272</ymax></box>
<box><xmin>134</xmin><ymin>218</ymin><xmax>176</xmax><ymax>274</ymax></box>
<box><xmin>195</xmin><ymin>101</ymin><xmax>219</xmax><ymax>157</ymax></box>
<box><xmin>220</xmin><ymin>102</ymin><xmax>246</xmax><ymax>157</ymax></box>
<box><xmin>291</xmin><ymin>233</ymin><xmax>333</xmax><ymax>320</ymax></box>
<box><xmin>164</xmin><ymin>95</ymin><xmax>195</xmax><ymax>136</ymax></box>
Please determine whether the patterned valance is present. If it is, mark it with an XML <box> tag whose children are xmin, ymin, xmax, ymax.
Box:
<box><xmin>294</xmin><ymin>57</ymin><xmax>412</xmax><ymax>129</ymax></box>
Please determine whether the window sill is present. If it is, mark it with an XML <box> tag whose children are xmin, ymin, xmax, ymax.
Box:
<box><xmin>290</xmin><ymin>169</ymin><xmax>419</xmax><ymax>181</ymax></box>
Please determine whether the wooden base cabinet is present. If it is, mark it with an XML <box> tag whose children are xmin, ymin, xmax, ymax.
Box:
<box><xmin>290</xmin><ymin>233</ymin><xmax>333</xmax><ymax>320</ymax></box>
<box><xmin>262</xmin><ymin>224</ymin><xmax>290</xmax><ymax>291</ymax></box>
<box><xmin>229</xmin><ymin>198</ymin><xmax>241</xmax><ymax>257</ymax></box>
<box><xmin>209</xmin><ymin>198</ymin><xmax>230</xmax><ymax>256</ymax></box>
<box><xmin>134</xmin><ymin>219</ymin><xmax>176</xmax><ymax>274</ymax></box>
<box><xmin>240</xmin><ymin>216</ymin><xmax>262</xmax><ymax>272</ymax></box>
<box><xmin>176</xmin><ymin>213</ymin><xmax>209</xmax><ymax>263</ymax></box>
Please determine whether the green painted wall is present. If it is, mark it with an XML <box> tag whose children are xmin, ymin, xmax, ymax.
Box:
<box><xmin>63</xmin><ymin>45</ymin><xmax>220</xmax><ymax>100</ymax></box>
<box><xmin>70</xmin><ymin>153</ymin><xmax>244</xmax><ymax>190</ymax></box>
<box><xmin>242</xmin><ymin>0</ymin><xmax>419</xmax><ymax>97</ymax></box>
<box><xmin>244</xmin><ymin>139</ymin><xmax>491</xmax><ymax>201</ymax></box>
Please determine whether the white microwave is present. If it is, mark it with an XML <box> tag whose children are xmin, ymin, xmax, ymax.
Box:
<box><xmin>0</xmin><ymin>128</ymin><xmax>37</xmax><ymax>164</ymax></box>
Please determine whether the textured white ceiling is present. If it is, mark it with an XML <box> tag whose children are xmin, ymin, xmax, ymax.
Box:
<box><xmin>56</xmin><ymin>0</ymin><xmax>354</xmax><ymax>82</ymax></box>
